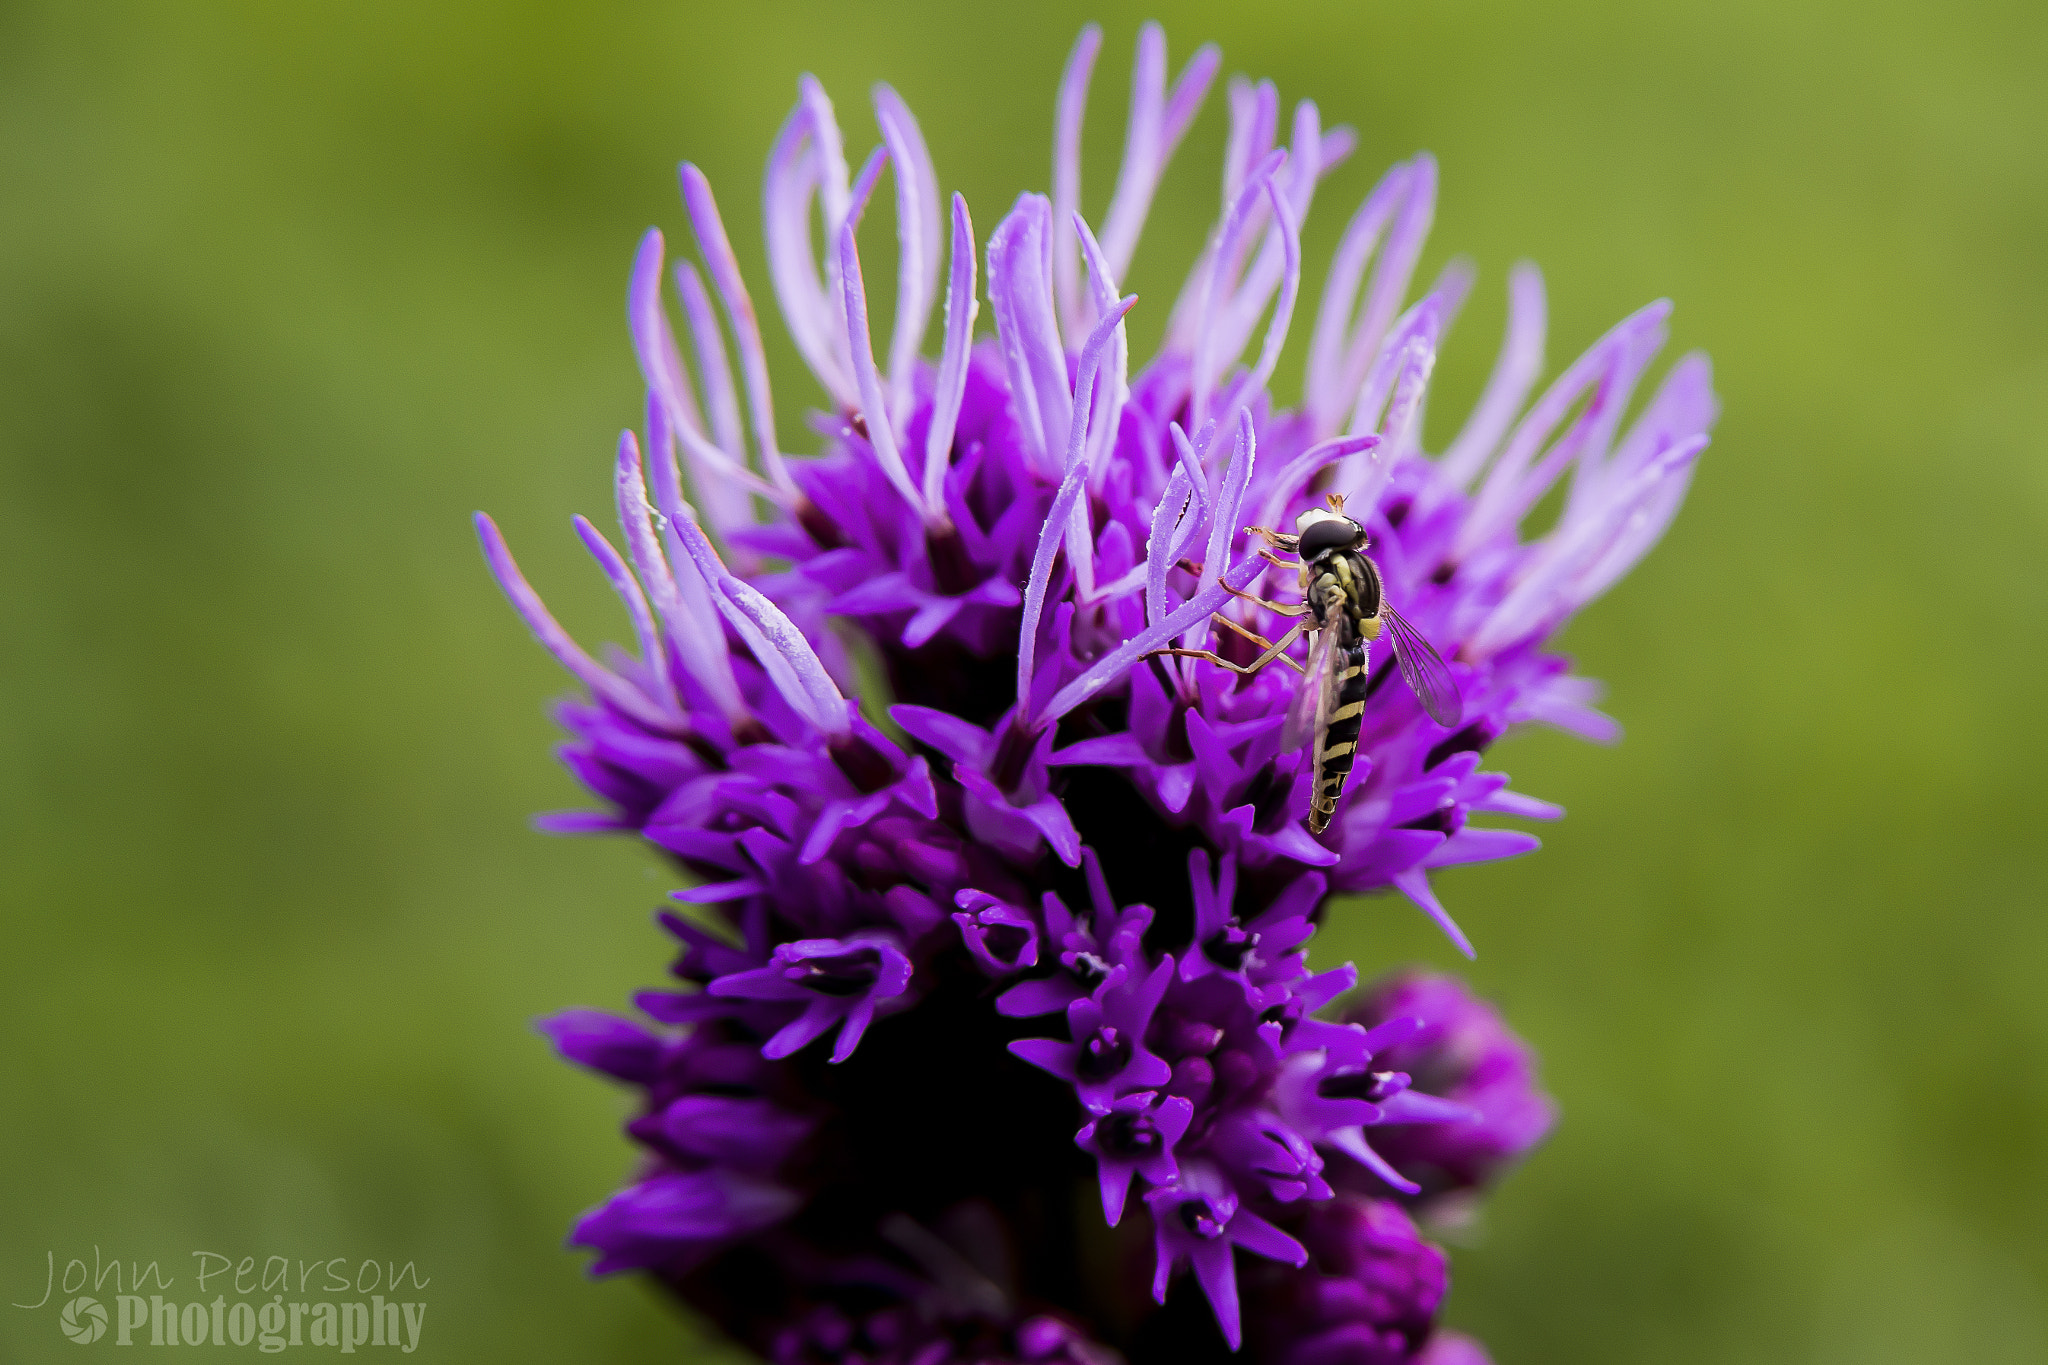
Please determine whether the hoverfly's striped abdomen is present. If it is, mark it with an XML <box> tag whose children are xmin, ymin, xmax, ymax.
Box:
<box><xmin>1309</xmin><ymin>640</ymin><xmax>1373</xmax><ymax>834</ymax></box>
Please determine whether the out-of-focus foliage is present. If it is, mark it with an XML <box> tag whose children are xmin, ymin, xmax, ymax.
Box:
<box><xmin>1</xmin><ymin>1</ymin><xmax>2042</xmax><ymax>1361</ymax></box>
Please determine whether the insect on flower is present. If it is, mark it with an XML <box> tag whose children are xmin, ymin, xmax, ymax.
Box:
<box><xmin>1149</xmin><ymin>493</ymin><xmax>1463</xmax><ymax>834</ymax></box>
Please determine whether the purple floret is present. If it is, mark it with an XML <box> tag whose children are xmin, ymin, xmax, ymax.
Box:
<box><xmin>1345</xmin><ymin>972</ymin><xmax>1557</xmax><ymax>1201</ymax></box>
<box><xmin>487</xmin><ymin>19</ymin><xmax>1708</xmax><ymax>1363</ymax></box>
<box><xmin>1247</xmin><ymin>1196</ymin><xmax>1449</xmax><ymax>1365</ymax></box>
<box><xmin>1077</xmin><ymin>1090</ymin><xmax>1194</xmax><ymax>1225</ymax></box>
<box><xmin>708</xmin><ymin>934</ymin><xmax>914</xmax><ymax>1063</ymax></box>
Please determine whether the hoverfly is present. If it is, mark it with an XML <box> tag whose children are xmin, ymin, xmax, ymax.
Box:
<box><xmin>1148</xmin><ymin>494</ymin><xmax>1463</xmax><ymax>834</ymax></box>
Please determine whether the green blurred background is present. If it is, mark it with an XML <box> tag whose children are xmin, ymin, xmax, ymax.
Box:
<box><xmin>3</xmin><ymin>0</ymin><xmax>2043</xmax><ymax>1360</ymax></box>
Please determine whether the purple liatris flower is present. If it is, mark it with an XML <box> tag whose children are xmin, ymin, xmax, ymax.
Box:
<box><xmin>483</xmin><ymin>22</ymin><xmax>1711</xmax><ymax>1363</ymax></box>
<box><xmin>1343</xmin><ymin>972</ymin><xmax>1557</xmax><ymax>1207</ymax></box>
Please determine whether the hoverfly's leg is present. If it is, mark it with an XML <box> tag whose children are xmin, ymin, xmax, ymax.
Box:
<box><xmin>1222</xmin><ymin>579</ymin><xmax>1310</xmax><ymax>617</ymax></box>
<box><xmin>1246</xmin><ymin>524</ymin><xmax>1300</xmax><ymax>553</ymax></box>
<box><xmin>1145</xmin><ymin>621</ymin><xmax>1306</xmax><ymax>677</ymax></box>
<box><xmin>1147</xmin><ymin>648</ymin><xmax>1270</xmax><ymax>676</ymax></box>
<box><xmin>1211</xmin><ymin>614</ymin><xmax>1307</xmax><ymax>675</ymax></box>
<box><xmin>1257</xmin><ymin>547</ymin><xmax>1298</xmax><ymax>570</ymax></box>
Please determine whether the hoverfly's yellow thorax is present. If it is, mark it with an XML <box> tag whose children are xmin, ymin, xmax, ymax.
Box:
<box><xmin>1316</xmin><ymin>552</ymin><xmax>1381</xmax><ymax>639</ymax></box>
<box><xmin>1309</xmin><ymin>574</ymin><xmax>1345</xmax><ymax>629</ymax></box>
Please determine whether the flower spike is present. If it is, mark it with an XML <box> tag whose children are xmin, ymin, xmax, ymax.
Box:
<box><xmin>487</xmin><ymin>25</ymin><xmax>1707</xmax><ymax>1365</ymax></box>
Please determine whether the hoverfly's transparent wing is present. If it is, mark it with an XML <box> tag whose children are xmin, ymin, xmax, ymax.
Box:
<box><xmin>1281</xmin><ymin>627</ymin><xmax>1336</xmax><ymax>753</ymax></box>
<box><xmin>1383</xmin><ymin>604</ymin><xmax>1464</xmax><ymax>728</ymax></box>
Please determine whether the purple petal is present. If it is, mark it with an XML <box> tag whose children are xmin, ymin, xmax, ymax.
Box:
<box><xmin>1042</xmin><ymin>551</ymin><xmax>1266</xmax><ymax>726</ymax></box>
<box><xmin>1342</xmin><ymin>155</ymin><xmax>1437</xmax><ymax>421</ymax></box>
<box><xmin>1072</xmin><ymin>218</ymin><xmax>1132</xmax><ymax>473</ymax></box>
<box><xmin>1470</xmin><ymin>433</ymin><xmax>1707</xmax><ymax>656</ymax></box>
<box><xmin>627</xmin><ymin>229</ymin><xmax>705</xmax><ymax>445</ymax></box>
<box><xmin>1460</xmin><ymin>299</ymin><xmax>1672</xmax><ymax>555</ymax></box>
<box><xmin>1047</xmin><ymin>733</ymin><xmax>1151</xmax><ymax>767</ymax></box>
<box><xmin>1419</xmin><ymin>1333</ymin><xmax>1497</xmax><ymax>1365</ymax></box>
<box><xmin>922</xmin><ymin>194</ymin><xmax>979</xmax><ymax>513</ymax></box>
<box><xmin>1168</xmin><ymin>420</ymin><xmax>1212</xmax><ymax>552</ymax></box>
<box><xmin>1207</xmin><ymin>111</ymin><xmax>1314</xmax><ymax>412</ymax></box>
<box><xmin>677</xmin><ymin>163</ymin><xmax>791</xmax><ymax>493</ymax></box>
<box><xmin>669</xmin><ymin>510</ymin><xmax>850</xmax><ymax>736</ymax></box>
<box><xmin>1190</xmin><ymin>1238</ymin><xmax>1242</xmax><ymax>1351</ymax></box>
<box><xmin>634</xmin><ymin>420</ymin><xmax>754</xmax><ymax>724</ymax></box>
<box><xmin>615</xmin><ymin>429</ymin><xmax>740</xmax><ymax>722</ymax></box>
<box><xmin>1095</xmin><ymin>21</ymin><xmax>1164</xmax><ymax>285</ymax></box>
<box><xmin>1426</xmin><ymin>827</ymin><xmax>1541</xmax><ymax>868</ymax></box>
<box><xmin>1101</xmin><ymin>25</ymin><xmax>1219</xmax><ymax>282</ymax></box>
<box><xmin>572</xmin><ymin>515</ymin><xmax>673</xmax><ymax>708</ymax></box>
<box><xmin>1328</xmin><ymin>1127</ymin><xmax>1423</xmax><ymax>1195</ymax></box>
<box><xmin>1439</xmin><ymin>262</ymin><xmax>1547</xmax><ymax>488</ymax></box>
<box><xmin>1020</xmin><ymin>793</ymin><xmax>1083</xmax><ymax>869</ymax></box>
<box><xmin>763</xmin><ymin>82</ymin><xmax>855</xmax><ymax>405</ymax></box>
<box><xmin>536</xmin><ymin>1009</ymin><xmax>664</xmax><ymax>1084</ymax></box>
<box><xmin>626</xmin><ymin>246</ymin><xmax>780</xmax><ymax>531</ymax></box>
<box><xmin>1376</xmin><ymin>1089</ymin><xmax>1480</xmax><ymax>1126</ymax></box>
<box><xmin>533</xmin><ymin>810</ymin><xmax>629</xmax><ymax>835</ymax></box>
<box><xmin>1193</xmin><ymin>409</ymin><xmax>1258</xmax><ymax>620</ymax></box>
<box><xmin>763</xmin><ymin>997</ymin><xmax>841</xmax><ymax>1059</ymax></box>
<box><xmin>1017</xmin><ymin>459</ymin><xmax>1094</xmax><ymax>716</ymax></box>
<box><xmin>570</xmin><ymin>1170</ymin><xmax>798</xmax><ymax>1272</ymax></box>
<box><xmin>998</xmin><ymin>976</ymin><xmax>1083</xmax><ymax>1019</ymax></box>
<box><xmin>1159</xmin><ymin>40</ymin><xmax>1222</xmax><ymax>168</ymax></box>
<box><xmin>837</xmin><ymin>216</ymin><xmax>929</xmax><ymax>518</ymax></box>
<box><xmin>828</xmin><ymin>996</ymin><xmax>879</xmax><ymax>1063</ymax></box>
<box><xmin>474</xmin><ymin>513</ymin><xmax>673</xmax><ymax>732</ymax></box>
<box><xmin>1229</xmin><ymin>1205</ymin><xmax>1309</xmax><ymax>1268</ymax></box>
<box><xmin>987</xmin><ymin>194</ymin><xmax>1072</xmax><ymax>476</ymax></box>
<box><xmin>871</xmin><ymin>83</ymin><xmax>940</xmax><ymax>417</ymax></box>
<box><xmin>1219</xmin><ymin>77</ymin><xmax>1275</xmax><ymax>214</ymax></box>
<box><xmin>1391</xmin><ymin>868</ymin><xmax>1476</xmax><ymax>960</ymax></box>
<box><xmin>1191</xmin><ymin>147</ymin><xmax>1287</xmax><ymax>431</ymax></box>
<box><xmin>902</xmin><ymin>597</ymin><xmax>964</xmax><ymax>649</ymax></box>
<box><xmin>1475</xmin><ymin>786</ymin><xmax>1564</xmax><ymax>820</ymax></box>
<box><xmin>1094</xmin><ymin>1154</ymin><xmax>1139</xmax><ymax>1227</ymax></box>
<box><xmin>1157</xmin><ymin>764</ymin><xmax>1196</xmax><ymax>813</ymax></box>
<box><xmin>1334</xmin><ymin>289</ymin><xmax>1449</xmax><ymax>505</ymax></box>
<box><xmin>1303</xmin><ymin>164</ymin><xmax>1409</xmax><ymax>428</ymax></box>
<box><xmin>1009</xmin><ymin>1036</ymin><xmax>1077</xmax><ymax>1081</ymax></box>
<box><xmin>1350</xmin><ymin>334</ymin><xmax>1437</xmax><ymax>514</ymax></box>
<box><xmin>890</xmin><ymin>705</ymin><xmax>991</xmax><ymax>766</ymax></box>
<box><xmin>672</xmin><ymin>258</ymin><xmax>746</xmax><ymax>464</ymax></box>
<box><xmin>1051</xmin><ymin>24</ymin><xmax>1102</xmax><ymax>340</ymax></box>
<box><xmin>1145</xmin><ymin>461</ymin><xmax>1196</xmax><ymax>628</ymax></box>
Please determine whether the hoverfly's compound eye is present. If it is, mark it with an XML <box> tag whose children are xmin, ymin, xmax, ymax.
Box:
<box><xmin>1293</xmin><ymin>513</ymin><xmax>1364</xmax><ymax>561</ymax></box>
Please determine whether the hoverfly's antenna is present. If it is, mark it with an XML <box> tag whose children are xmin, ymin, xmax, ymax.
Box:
<box><xmin>1325</xmin><ymin>492</ymin><xmax>1347</xmax><ymax>514</ymax></box>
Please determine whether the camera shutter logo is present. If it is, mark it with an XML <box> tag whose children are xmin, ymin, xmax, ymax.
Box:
<box><xmin>60</xmin><ymin>1296</ymin><xmax>108</xmax><ymax>1344</ymax></box>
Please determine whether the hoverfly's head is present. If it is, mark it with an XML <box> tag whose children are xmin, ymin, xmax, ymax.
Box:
<box><xmin>1293</xmin><ymin>507</ymin><xmax>1366</xmax><ymax>560</ymax></box>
